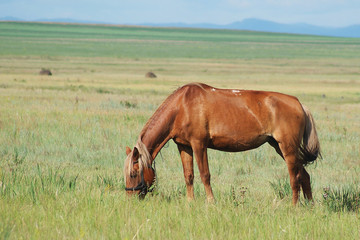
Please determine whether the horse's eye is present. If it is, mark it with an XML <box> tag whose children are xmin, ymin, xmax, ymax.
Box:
<box><xmin>130</xmin><ymin>170</ymin><xmax>138</xmax><ymax>178</ymax></box>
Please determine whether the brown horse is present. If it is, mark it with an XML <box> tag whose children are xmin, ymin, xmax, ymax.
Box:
<box><xmin>124</xmin><ymin>83</ymin><xmax>320</xmax><ymax>204</ymax></box>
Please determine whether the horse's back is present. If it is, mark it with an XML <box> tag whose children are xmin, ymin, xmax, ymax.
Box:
<box><xmin>178</xmin><ymin>83</ymin><xmax>304</xmax><ymax>124</ymax></box>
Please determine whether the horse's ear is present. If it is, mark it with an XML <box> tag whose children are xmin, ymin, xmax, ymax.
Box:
<box><xmin>133</xmin><ymin>147</ymin><xmax>139</xmax><ymax>160</ymax></box>
<box><xmin>126</xmin><ymin>146</ymin><xmax>131</xmax><ymax>155</ymax></box>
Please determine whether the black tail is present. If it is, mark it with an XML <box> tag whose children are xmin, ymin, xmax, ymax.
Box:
<box><xmin>299</xmin><ymin>105</ymin><xmax>321</xmax><ymax>166</ymax></box>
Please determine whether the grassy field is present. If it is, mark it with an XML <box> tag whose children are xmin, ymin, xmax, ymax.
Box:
<box><xmin>0</xmin><ymin>22</ymin><xmax>360</xmax><ymax>239</ymax></box>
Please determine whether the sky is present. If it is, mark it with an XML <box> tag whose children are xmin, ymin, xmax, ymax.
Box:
<box><xmin>1</xmin><ymin>0</ymin><xmax>360</xmax><ymax>27</ymax></box>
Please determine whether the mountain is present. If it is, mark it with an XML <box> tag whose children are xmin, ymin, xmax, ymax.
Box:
<box><xmin>1</xmin><ymin>16</ymin><xmax>359</xmax><ymax>38</ymax></box>
<box><xmin>142</xmin><ymin>18</ymin><xmax>360</xmax><ymax>38</ymax></box>
<box><xmin>225</xmin><ymin>19</ymin><xmax>360</xmax><ymax>38</ymax></box>
<box><xmin>34</xmin><ymin>18</ymin><xmax>110</xmax><ymax>25</ymax></box>
<box><xmin>0</xmin><ymin>16</ymin><xmax>109</xmax><ymax>24</ymax></box>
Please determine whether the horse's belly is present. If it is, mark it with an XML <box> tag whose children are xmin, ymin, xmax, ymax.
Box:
<box><xmin>205</xmin><ymin>101</ymin><xmax>270</xmax><ymax>152</ymax></box>
<box><xmin>208</xmin><ymin>134</ymin><xmax>268</xmax><ymax>152</ymax></box>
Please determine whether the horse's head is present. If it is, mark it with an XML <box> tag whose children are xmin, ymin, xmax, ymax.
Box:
<box><xmin>124</xmin><ymin>144</ymin><xmax>155</xmax><ymax>198</ymax></box>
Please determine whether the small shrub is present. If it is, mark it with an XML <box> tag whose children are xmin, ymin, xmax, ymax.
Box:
<box><xmin>12</xmin><ymin>147</ymin><xmax>26</xmax><ymax>166</ymax></box>
<box><xmin>322</xmin><ymin>186</ymin><xmax>360</xmax><ymax>212</ymax></box>
<box><xmin>120</xmin><ymin>101</ymin><xmax>137</xmax><ymax>109</ymax></box>
<box><xmin>96</xmin><ymin>88</ymin><xmax>112</xmax><ymax>94</ymax></box>
<box><xmin>230</xmin><ymin>185</ymin><xmax>247</xmax><ymax>206</ymax></box>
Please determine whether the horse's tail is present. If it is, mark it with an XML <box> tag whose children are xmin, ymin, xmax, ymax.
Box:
<box><xmin>299</xmin><ymin>104</ymin><xmax>321</xmax><ymax>166</ymax></box>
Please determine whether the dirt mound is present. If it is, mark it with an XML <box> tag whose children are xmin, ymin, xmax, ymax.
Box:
<box><xmin>39</xmin><ymin>69</ymin><xmax>52</xmax><ymax>76</ymax></box>
<box><xmin>145</xmin><ymin>72</ymin><xmax>157</xmax><ymax>78</ymax></box>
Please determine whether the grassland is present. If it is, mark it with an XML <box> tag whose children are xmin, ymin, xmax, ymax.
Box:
<box><xmin>0</xmin><ymin>22</ymin><xmax>360</xmax><ymax>239</ymax></box>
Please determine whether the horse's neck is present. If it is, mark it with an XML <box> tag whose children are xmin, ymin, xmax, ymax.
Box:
<box><xmin>140</xmin><ymin>127</ymin><xmax>171</xmax><ymax>161</ymax></box>
<box><xmin>140</xmin><ymin>113</ymin><xmax>174</xmax><ymax>161</ymax></box>
<box><xmin>139</xmin><ymin>88</ymin><xmax>180</xmax><ymax>160</ymax></box>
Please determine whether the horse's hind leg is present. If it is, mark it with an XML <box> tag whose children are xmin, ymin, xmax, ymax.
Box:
<box><xmin>272</xmin><ymin>135</ymin><xmax>302</xmax><ymax>205</ymax></box>
<box><xmin>275</xmin><ymin>138</ymin><xmax>313</xmax><ymax>204</ymax></box>
<box><xmin>270</xmin><ymin>136</ymin><xmax>313</xmax><ymax>204</ymax></box>
<box><xmin>300</xmin><ymin>168</ymin><xmax>313</xmax><ymax>201</ymax></box>
<box><xmin>287</xmin><ymin>162</ymin><xmax>313</xmax><ymax>204</ymax></box>
<box><xmin>177</xmin><ymin>144</ymin><xmax>194</xmax><ymax>201</ymax></box>
<box><xmin>286</xmin><ymin>159</ymin><xmax>314</xmax><ymax>205</ymax></box>
<box><xmin>192</xmin><ymin>142</ymin><xmax>214</xmax><ymax>203</ymax></box>
<box><xmin>284</xmin><ymin>154</ymin><xmax>302</xmax><ymax>205</ymax></box>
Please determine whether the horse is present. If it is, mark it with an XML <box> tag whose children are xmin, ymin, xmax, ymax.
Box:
<box><xmin>124</xmin><ymin>83</ymin><xmax>321</xmax><ymax>205</ymax></box>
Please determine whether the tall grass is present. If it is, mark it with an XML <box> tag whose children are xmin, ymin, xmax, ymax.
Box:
<box><xmin>270</xmin><ymin>177</ymin><xmax>292</xmax><ymax>200</ymax></box>
<box><xmin>322</xmin><ymin>186</ymin><xmax>360</xmax><ymax>212</ymax></box>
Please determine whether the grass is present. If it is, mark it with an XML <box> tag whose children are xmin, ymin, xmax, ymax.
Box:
<box><xmin>322</xmin><ymin>186</ymin><xmax>360</xmax><ymax>212</ymax></box>
<box><xmin>270</xmin><ymin>177</ymin><xmax>292</xmax><ymax>200</ymax></box>
<box><xmin>0</xmin><ymin>22</ymin><xmax>360</xmax><ymax>239</ymax></box>
<box><xmin>1</xmin><ymin>22</ymin><xmax>360</xmax><ymax>59</ymax></box>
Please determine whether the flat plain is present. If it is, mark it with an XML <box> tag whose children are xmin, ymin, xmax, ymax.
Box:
<box><xmin>0</xmin><ymin>22</ymin><xmax>360</xmax><ymax>239</ymax></box>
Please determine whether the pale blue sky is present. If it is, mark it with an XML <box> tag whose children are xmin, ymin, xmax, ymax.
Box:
<box><xmin>1</xmin><ymin>0</ymin><xmax>360</xmax><ymax>27</ymax></box>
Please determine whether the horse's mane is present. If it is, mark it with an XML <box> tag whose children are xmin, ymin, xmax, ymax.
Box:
<box><xmin>125</xmin><ymin>137</ymin><xmax>153</xmax><ymax>177</ymax></box>
<box><xmin>140</xmin><ymin>88</ymin><xmax>178</xmax><ymax>137</ymax></box>
<box><xmin>140</xmin><ymin>83</ymin><xmax>206</xmax><ymax>137</ymax></box>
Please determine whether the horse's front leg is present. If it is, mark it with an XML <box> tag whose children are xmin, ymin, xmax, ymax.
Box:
<box><xmin>177</xmin><ymin>144</ymin><xmax>194</xmax><ymax>201</ymax></box>
<box><xmin>192</xmin><ymin>142</ymin><xmax>214</xmax><ymax>203</ymax></box>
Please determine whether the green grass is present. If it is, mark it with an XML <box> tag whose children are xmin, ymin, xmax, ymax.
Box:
<box><xmin>1</xmin><ymin>22</ymin><xmax>360</xmax><ymax>59</ymax></box>
<box><xmin>322</xmin><ymin>185</ymin><xmax>360</xmax><ymax>212</ymax></box>
<box><xmin>270</xmin><ymin>177</ymin><xmax>292</xmax><ymax>200</ymax></box>
<box><xmin>0</xmin><ymin>22</ymin><xmax>360</xmax><ymax>239</ymax></box>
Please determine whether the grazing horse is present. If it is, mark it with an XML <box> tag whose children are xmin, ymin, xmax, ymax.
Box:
<box><xmin>124</xmin><ymin>83</ymin><xmax>321</xmax><ymax>205</ymax></box>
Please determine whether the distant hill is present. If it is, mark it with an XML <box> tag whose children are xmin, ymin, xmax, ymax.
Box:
<box><xmin>35</xmin><ymin>18</ymin><xmax>110</xmax><ymax>25</ymax></box>
<box><xmin>0</xmin><ymin>16</ymin><xmax>109</xmax><ymax>25</ymax></box>
<box><xmin>1</xmin><ymin>16</ymin><xmax>359</xmax><ymax>38</ymax></box>
<box><xmin>144</xmin><ymin>18</ymin><xmax>360</xmax><ymax>38</ymax></box>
